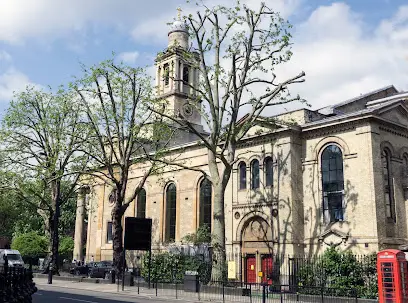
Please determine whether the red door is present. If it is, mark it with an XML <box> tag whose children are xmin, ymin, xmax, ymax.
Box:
<box><xmin>261</xmin><ymin>255</ymin><xmax>273</xmax><ymax>284</ymax></box>
<box><xmin>246</xmin><ymin>255</ymin><xmax>256</xmax><ymax>283</ymax></box>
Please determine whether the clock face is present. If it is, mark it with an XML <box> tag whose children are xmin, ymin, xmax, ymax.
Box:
<box><xmin>182</xmin><ymin>103</ymin><xmax>194</xmax><ymax>117</ymax></box>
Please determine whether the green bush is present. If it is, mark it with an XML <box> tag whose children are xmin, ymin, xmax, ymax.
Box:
<box><xmin>11</xmin><ymin>232</ymin><xmax>48</xmax><ymax>259</ymax></box>
<box><xmin>297</xmin><ymin>247</ymin><xmax>377</xmax><ymax>299</ymax></box>
<box><xmin>141</xmin><ymin>251</ymin><xmax>211</xmax><ymax>283</ymax></box>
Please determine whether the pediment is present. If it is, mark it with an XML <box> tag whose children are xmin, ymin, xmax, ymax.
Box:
<box><xmin>318</xmin><ymin>227</ymin><xmax>349</xmax><ymax>247</ymax></box>
<box><xmin>378</xmin><ymin>103</ymin><xmax>408</xmax><ymax>127</ymax></box>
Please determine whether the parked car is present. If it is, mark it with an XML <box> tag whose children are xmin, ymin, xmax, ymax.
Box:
<box><xmin>88</xmin><ymin>261</ymin><xmax>113</xmax><ymax>279</ymax></box>
<box><xmin>0</xmin><ymin>249</ymin><xmax>25</xmax><ymax>268</ymax></box>
<box><xmin>70</xmin><ymin>262</ymin><xmax>95</xmax><ymax>276</ymax></box>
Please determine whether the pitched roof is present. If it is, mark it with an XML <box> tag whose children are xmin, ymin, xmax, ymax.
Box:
<box><xmin>318</xmin><ymin>85</ymin><xmax>399</xmax><ymax>115</ymax></box>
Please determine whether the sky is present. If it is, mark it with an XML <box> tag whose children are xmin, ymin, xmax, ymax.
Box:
<box><xmin>0</xmin><ymin>0</ymin><xmax>407</xmax><ymax>116</ymax></box>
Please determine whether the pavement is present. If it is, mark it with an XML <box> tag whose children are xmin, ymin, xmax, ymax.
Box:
<box><xmin>33</xmin><ymin>285</ymin><xmax>193</xmax><ymax>303</ymax></box>
<box><xmin>33</xmin><ymin>278</ymin><xmax>204</xmax><ymax>303</ymax></box>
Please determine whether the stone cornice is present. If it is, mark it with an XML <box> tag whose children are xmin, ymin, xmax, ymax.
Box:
<box><xmin>302</xmin><ymin>121</ymin><xmax>358</xmax><ymax>140</ymax></box>
<box><xmin>379</xmin><ymin>125</ymin><xmax>408</xmax><ymax>139</ymax></box>
<box><xmin>237</xmin><ymin>127</ymin><xmax>301</xmax><ymax>149</ymax></box>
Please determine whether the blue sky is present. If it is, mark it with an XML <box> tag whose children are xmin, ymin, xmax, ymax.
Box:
<box><xmin>0</xmin><ymin>0</ymin><xmax>407</xmax><ymax>115</ymax></box>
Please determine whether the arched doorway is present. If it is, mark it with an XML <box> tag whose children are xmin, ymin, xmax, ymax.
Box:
<box><xmin>241</xmin><ymin>216</ymin><xmax>273</xmax><ymax>284</ymax></box>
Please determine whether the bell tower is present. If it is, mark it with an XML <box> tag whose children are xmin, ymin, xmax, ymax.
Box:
<box><xmin>155</xmin><ymin>10</ymin><xmax>202</xmax><ymax>128</ymax></box>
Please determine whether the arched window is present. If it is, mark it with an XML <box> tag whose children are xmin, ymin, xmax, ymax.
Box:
<box><xmin>251</xmin><ymin>159</ymin><xmax>260</xmax><ymax>189</ymax></box>
<box><xmin>321</xmin><ymin>145</ymin><xmax>344</xmax><ymax>222</ymax></box>
<box><xmin>382</xmin><ymin>149</ymin><xmax>395</xmax><ymax>221</ymax></box>
<box><xmin>403</xmin><ymin>154</ymin><xmax>408</xmax><ymax>200</ymax></box>
<box><xmin>199</xmin><ymin>178</ymin><xmax>212</xmax><ymax>231</ymax></box>
<box><xmin>264</xmin><ymin>157</ymin><xmax>273</xmax><ymax>187</ymax></box>
<box><xmin>239</xmin><ymin>162</ymin><xmax>247</xmax><ymax>190</ymax></box>
<box><xmin>164</xmin><ymin>63</ymin><xmax>170</xmax><ymax>86</ymax></box>
<box><xmin>403</xmin><ymin>154</ymin><xmax>408</xmax><ymax>179</ymax></box>
<box><xmin>165</xmin><ymin>183</ymin><xmax>177</xmax><ymax>242</ymax></box>
<box><xmin>183</xmin><ymin>66</ymin><xmax>189</xmax><ymax>83</ymax></box>
<box><xmin>136</xmin><ymin>188</ymin><xmax>146</xmax><ymax>218</ymax></box>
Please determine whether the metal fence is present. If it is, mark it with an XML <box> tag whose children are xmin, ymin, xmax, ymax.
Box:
<box><xmin>223</xmin><ymin>252</ymin><xmax>378</xmax><ymax>299</ymax></box>
<box><xmin>128</xmin><ymin>279</ymin><xmax>377</xmax><ymax>303</ymax></box>
<box><xmin>0</xmin><ymin>261</ymin><xmax>37</xmax><ymax>303</ymax></box>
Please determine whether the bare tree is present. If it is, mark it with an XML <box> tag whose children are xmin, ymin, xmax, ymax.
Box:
<box><xmin>152</xmin><ymin>2</ymin><xmax>305</xmax><ymax>280</ymax></box>
<box><xmin>72</xmin><ymin>59</ymin><xmax>171</xmax><ymax>275</ymax></box>
<box><xmin>0</xmin><ymin>86</ymin><xmax>89</xmax><ymax>273</ymax></box>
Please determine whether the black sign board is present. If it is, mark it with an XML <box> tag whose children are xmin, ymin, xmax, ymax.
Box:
<box><xmin>124</xmin><ymin>217</ymin><xmax>152</xmax><ymax>251</ymax></box>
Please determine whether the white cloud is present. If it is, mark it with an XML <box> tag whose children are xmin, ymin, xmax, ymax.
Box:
<box><xmin>0</xmin><ymin>68</ymin><xmax>35</xmax><ymax>101</ymax></box>
<box><xmin>118</xmin><ymin>51</ymin><xmax>139</xmax><ymax>65</ymax></box>
<box><xmin>130</xmin><ymin>0</ymin><xmax>302</xmax><ymax>44</ymax></box>
<box><xmin>0</xmin><ymin>0</ymin><xmax>181</xmax><ymax>44</ymax></box>
<box><xmin>0</xmin><ymin>50</ymin><xmax>11</xmax><ymax>62</ymax></box>
<box><xmin>273</xmin><ymin>2</ymin><xmax>408</xmax><ymax>111</ymax></box>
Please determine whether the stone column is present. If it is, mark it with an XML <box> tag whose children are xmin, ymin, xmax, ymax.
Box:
<box><xmin>174</xmin><ymin>59</ymin><xmax>180</xmax><ymax>93</ymax></box>
<box><xmin>73</xmin><ymin>187</ymin><xmax>88</xmax><ymax>262</ymax></box>
<box><xmin>156</xmin><ymin>66</ymin><xmax>161</xmax><ymax>94</ymax></box>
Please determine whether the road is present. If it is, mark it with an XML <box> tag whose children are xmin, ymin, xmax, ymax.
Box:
<box><xmin>33</xmin><ymin>284</ymin><xmax>194</xmax><ymax>303</ymax></box>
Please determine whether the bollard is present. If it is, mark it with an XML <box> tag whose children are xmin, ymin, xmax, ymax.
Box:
<box><xmin>48</xmin><ymin>262</ymin><xmax>53</xmax><ymax>284</ymax></box>
<box><xmin>262</xmin><ymin>283</ymin><xmax>266</xmax><ymax>303</ymax></box>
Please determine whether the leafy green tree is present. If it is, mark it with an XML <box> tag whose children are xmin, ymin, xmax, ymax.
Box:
<box><xmin>0</xmin><ymin>86</ymin><xmax>89</xmax><ymax>273</ymax></box>
<box><xmin>153</xmin><ymin>1</ymin><xmax>305</xmax><ymax>280</ymax></box>
<box><xmin>72</xmin><ymin>59</ymin><xmax>171</xmax><ymax>275</ymax></box>
<box><xmin>0</xmin><ymin>190</ymin><xmax>22</xmax><ymax>240</ymax></box>
<box><xmin>59</xmin><ymin>236</ymin><xmax>74</xmax><ymax>261</ymax></box>
<box><xmin>11</xmin><ymin>232</ymin><xmax>48</xmax><ymax>259</ymax></box>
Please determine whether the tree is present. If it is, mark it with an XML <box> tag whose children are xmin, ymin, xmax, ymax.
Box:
<box><xmin>0</xmin><ymin>189</ymin><xmax>23</xmax><ymax>240</ymax></box>
<box><xmin>0</xmin><ymin>86</ymin><xmax>89</xmax><ymax>273</ymax></box>
<box><xmin>72</xmin><ymin>59</ymin><xmax>171</xmax><ymax>275</ymax></box>
<box><xmin>153</xmin><ymin>2</ymin><xmax>305</xmax><ymax>280</ymax></box>
<box><xmin>11</xmin><ymin>232</ymin><xmax>48</xmax><ymax>259</ymax></box>
<box><xmin>59</xmin><ymin>236</ymin><xmax>74</xmax><ymax>262</ymax></box>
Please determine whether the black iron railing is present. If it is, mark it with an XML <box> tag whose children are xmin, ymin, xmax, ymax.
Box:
<box><xmin>0</xmin><ymin>256</ymin><xmax>37</xmax><ymax>303</ymax></box>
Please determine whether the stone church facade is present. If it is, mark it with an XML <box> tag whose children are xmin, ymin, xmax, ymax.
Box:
<box><xmin>73</xmin><ymin>20</ymin><xmax>408</xmax><ymax>283</ymax></box>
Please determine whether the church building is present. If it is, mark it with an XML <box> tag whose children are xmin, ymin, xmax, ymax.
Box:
<box><xmin>73</xmin><ymin>19</ymin><xmax>408</xmax><ymax>283</ymax></box>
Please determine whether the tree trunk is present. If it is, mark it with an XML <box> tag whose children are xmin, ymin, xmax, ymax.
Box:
<box><xmin>211</xmin><ymin>183</ymin><xmax>227</xmax><ymax>281</ymax></box>
<box><xmin>112</xmin><ymin>203</ymin><xmax>124</xmax><ymax>277</ymax></box>
<box><xmin>51</xmin><ymin>179</ymin><xmax>61</xmax><ymax>274</ymax></box>
<box><xmin>51</xmin><ymin>204</ymin><xmax>60</xmax><ymax>274</ymax></box>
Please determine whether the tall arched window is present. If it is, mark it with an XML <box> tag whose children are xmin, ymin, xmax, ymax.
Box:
<box><xmin>403</xmin><ymin>154</ymin><xmax>408</xmax><ymax>179</ymax></box>
<box><xmin>199</xmin><ymin>178</ymin><xmax>212</xmax><ymax>231</ymax></box>
<box><xmin>403</xmin><ymin>154</ymin><xmax>408</xmax><ymax>200</ymax></box>
<box><xmin>251</xmin><ymin>159</ymin><xmax>260</xmax><ymax>189</ymax></box>
<box><xmin>321</xmin><ymin>145</ymin><xmax>344</xmax><ymax>222</ymax></box>
<box><xmin>382</xmin><ymin>149</ymin><xmax>395</xmax><ymax>221</ymax></box>
<box><xmin>264</xmin><ymin>157</ymin><xmax>273</xmax><ymax>187</ymax></box>
<box><xmin>164</xmin><ymin>63</ymin><xmax>170</xmax><ymax>86</ymax></box>
<box><xmin>136</xmin><ymin>188</ymin><xmax>146</xmax><ymax>218</ymax></box>
<box><xmin>183</xmin><ymin>66</ymin><xmax>189</xmax><ymax>83</ymax></box>
<box><xmin>165</xmin><ymin>183</ymin><xmax>177</xmax><ymax>242</ymax></box>
<box><xmin>239</xmin><ymin>162</ymin><xmax>247</xmax><ymax>190</ymax></box>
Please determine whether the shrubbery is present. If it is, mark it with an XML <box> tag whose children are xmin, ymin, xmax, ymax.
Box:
<box><xmin>141</xmin><ymin>251</ymin><xmax>211</xmax><ymax>283</ymax></box>
<box><xmin>11</xmin><ymin>232</ymin><xmax>48</xmax><ymax>259</ymax></box>
<box><xmin>297</xmin><ymin>247</ymin><xmax>377</xmax><ymax>299</ymax></box>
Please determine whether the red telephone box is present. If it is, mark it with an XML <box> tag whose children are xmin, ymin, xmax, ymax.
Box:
<box><xmin>377</xmin><ymin>249</ymin><xmax>408</xmax><ymax>303</ymax></box>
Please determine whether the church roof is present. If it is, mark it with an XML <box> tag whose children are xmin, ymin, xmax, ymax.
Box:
<box><xmin>302</xmin><ymin>91</ymin><xmax>408</xmax><ymax>128</ymax></box>
<box><xmin>317</xmin><ymin>85</ymin><xmax>399</xmax><ymax>116</ymax></box>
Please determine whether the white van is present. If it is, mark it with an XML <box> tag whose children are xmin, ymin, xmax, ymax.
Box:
<box><xmin>0</xmin><ymin>249</ymin><xmax>25</xmax><ymax>268</ymax></box>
